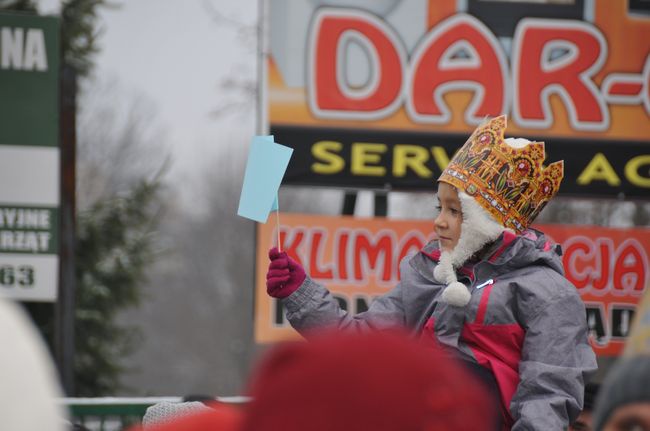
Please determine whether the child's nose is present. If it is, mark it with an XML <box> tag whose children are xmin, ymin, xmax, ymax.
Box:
<box><xmin>434</xmin><ymin>214</ymin><xmax>446</xmax><ymax>229</ymax></box>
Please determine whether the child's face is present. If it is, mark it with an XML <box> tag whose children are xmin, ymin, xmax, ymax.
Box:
<box><xmin>434</xmin><ymin>182</ymin><xmax>463</xmax><ymax>252</ymax></box>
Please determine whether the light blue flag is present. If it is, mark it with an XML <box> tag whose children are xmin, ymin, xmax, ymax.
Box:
<box><xmin>260</xmin><ymin>136</ymin><xmax>279</xmax><ymax>213</ymax></box>
<box><xmin>237</xmin><ymin>135</ymin><xmax>293</xmax><ymax>223</ymax></box>
<box><xmin>259</xmin><ymin>136</ymin><xmax>279</xmax><ymax>214</ymax></box>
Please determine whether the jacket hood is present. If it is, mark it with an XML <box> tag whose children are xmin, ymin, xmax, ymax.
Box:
<box><xmin>490</xmin><ymin>228</ymin><xmax>565</xmax><ymax>276</ymax></box>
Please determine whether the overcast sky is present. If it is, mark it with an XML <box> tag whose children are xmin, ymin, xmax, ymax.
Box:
<box><xmin>38</xmin><ymin>0</ymin><xmax>258</xmax><ymax>179</ymax></box>
<box><xmin>31</xmin><ymin>0</ymin><xmax>414</xmax><ymax>216</ymax></box>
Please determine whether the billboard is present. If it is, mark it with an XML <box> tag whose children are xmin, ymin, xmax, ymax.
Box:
<box><xmin>255</xmin><ymin>213</ymin><xmax>650</xmax><ymax>357</ymax></box>
<box><xmin>265</xmin><ymin>0</ymin><xmax>650</xmax><ymax>197</ymax></box>
<box><xmin>0</xmin><ymin>13</ymin><xmax>60</xmax><ymax>301</ymax></box>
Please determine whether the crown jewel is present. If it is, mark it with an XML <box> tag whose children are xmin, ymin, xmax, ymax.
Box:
<box><xmin>438</xmin><ymin>116</ymin><xmax>564</xmax><ymax>233</ymax></box>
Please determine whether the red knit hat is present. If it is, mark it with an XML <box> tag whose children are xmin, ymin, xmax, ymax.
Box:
<box><xmin>241</xmin><ymin>330</ymin><xmax>494</xmax><ymax>431</ymax></box>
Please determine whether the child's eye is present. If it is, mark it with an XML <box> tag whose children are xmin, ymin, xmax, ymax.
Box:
<box><xmin>450</xmin><ymin>208</ymin><xmax>460</xmax><ymax>216</ymax></box>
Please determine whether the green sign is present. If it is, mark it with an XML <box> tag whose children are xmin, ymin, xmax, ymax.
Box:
<box><xmin>0</xmin><ymin>13</ymin><xmax>59</xmax><ymax>147</ymax></box>
<box><xmin>0</xmin><ymin>12</ymin><xmax>60</xmax><ymax>302</ymax></box>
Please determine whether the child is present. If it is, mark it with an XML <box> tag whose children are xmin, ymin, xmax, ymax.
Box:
<box><xmin>266</xmin><ymin>115</ymin><xmax>597</xmax><ymax>430</ymax></box>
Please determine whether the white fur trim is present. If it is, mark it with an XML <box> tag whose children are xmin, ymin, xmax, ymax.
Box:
<box><xmin>441</xmin><ymin>281</ymin><xmax>471</xmax><ymax>307</ymax></box>
<box><xmin>448</xmin><ymin>193</ymin><xmax>505</xmax><ymax>268</ymax></box>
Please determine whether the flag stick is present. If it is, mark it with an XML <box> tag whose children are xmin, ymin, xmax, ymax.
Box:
<box><xmin>276</xmin><ymin>194</ymin><xmax>282</xmax><ymax>252</ymax></box>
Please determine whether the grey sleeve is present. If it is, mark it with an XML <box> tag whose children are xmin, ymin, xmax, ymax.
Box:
<box><xmin>281</xmin><ymin>275</ymin><xmax>406</xmax><ymax>335</ymax></box>
<box><xmin>510</xmin><ymin>285</ymin><xmax>597</xmax><ymax>430</ymax></box>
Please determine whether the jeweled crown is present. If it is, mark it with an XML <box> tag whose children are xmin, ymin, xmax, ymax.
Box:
<box><xmin>438</xmin><ymin>115</ymin><xmax>564</xmax><ymax>233</ymax></box>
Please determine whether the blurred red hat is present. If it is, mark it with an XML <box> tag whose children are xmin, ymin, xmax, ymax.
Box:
<box><xmin>241</xmin><ymin>330</ymin><xmax>494</xmax><ymax>431</ymax></box>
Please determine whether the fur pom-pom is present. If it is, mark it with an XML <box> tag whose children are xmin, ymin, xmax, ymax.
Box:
<box><xmin>433</xmin><ymin>251</ymin><xmax>455</xmax><ymax>283</ymax></box>
<box><xmin>441</xmin><ymin>281</ymin><xmax>471</xmax><ymax>307</ymax></box>
<box><xmin>433</xmin><ymin>264</ymin><xmax>447</xmax><ymax>283</ymax></box>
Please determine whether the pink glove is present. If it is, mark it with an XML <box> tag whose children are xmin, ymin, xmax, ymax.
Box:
<box><xmin>266</xmin><ymin>247</ymin><xmax>306</xmax><ymax>298</ymax></box>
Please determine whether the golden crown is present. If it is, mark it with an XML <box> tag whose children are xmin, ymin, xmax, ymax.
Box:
<box><xmin>438</xmin><ymin>116</ymin><xmax>564</xmax><ymax>233</ymax></box>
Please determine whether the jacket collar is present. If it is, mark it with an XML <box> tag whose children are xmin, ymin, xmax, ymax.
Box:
<box><xmin>418</xmin><ymin>228</ymin><xmax>562</xmax><ymax>276</ymax></box>
<box><xmin>421</xmin><ymin>231</ymin><xmax>515</xmax><ymax>265</ymax></box>
<box><xmin>419</xmin><ymin>247</ymin><xmax>477</xmax><ymax>282</ymax></box>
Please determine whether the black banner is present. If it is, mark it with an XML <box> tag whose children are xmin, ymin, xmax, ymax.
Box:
<box><xmin>272</xmin><ymin>125</ymin><xmax>650</xmax><ymax>199</ymax></box>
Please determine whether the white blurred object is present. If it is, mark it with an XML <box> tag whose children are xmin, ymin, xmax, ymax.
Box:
<box><xmin>0</xmin><ymin>297</ymin><xmax>67</xmax><ymax>431</ymax></box>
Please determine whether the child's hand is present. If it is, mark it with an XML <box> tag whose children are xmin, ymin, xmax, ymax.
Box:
<box><xmin>266</xmin><ymin>247</ymin><xmax>306</xmax><ymax>298</ymax></box>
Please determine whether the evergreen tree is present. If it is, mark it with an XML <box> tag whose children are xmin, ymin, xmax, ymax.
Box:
<box><xmin>75</xmin><ymin>179</ymin><xmax>163</xmax><ymax>395</ymax></box>
<box><xmin>61</xmin><ymin>0</ymin><xmax>118</xmax><ymax>79</ymax></box>
<box><xmin>0</xmin><ymin>0</ymin><xmax>36</xmax><ymax>12</ymax></box>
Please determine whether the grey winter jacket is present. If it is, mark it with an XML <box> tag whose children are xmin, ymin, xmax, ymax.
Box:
<box><xmin>282</xmin><ymin>229</ymin><xmax>597</xmax><ymax>430</ymax></box>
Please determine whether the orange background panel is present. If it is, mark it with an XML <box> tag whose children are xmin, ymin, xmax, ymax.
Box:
<box><xmin>255</xmin><ymin>213</ymin><xmax>650</xmax><ymax>358</ymax></box>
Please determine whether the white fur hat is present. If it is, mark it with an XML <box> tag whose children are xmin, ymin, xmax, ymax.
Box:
<box><xmin>434</xmin><ymin>138</ymin><xmax>523</xmax><ymax>307</ymax></box>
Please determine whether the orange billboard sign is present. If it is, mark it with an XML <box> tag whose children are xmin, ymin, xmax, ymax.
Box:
<box><xmin>265</xmin><ymin>0</ymin><xmax>650</xmax><ymax>197</ymax></box>
<box><xmin>255</xmin><ymin>213</ymin><xmax>650</xmax><ymax>357</ymax></box>
<box><xmin>268</xmin><ymin>0</ymin><xmax>649</xmax><ymax>137</ymax></box>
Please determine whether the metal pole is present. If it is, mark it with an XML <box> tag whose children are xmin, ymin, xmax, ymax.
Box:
<box><xmin>55</xmin><ymin>64</ymin><xmax>77</xmax><ymax>396</ymax></box>
<box><xmin>342</xmin><ymin>191</ymin><xmax>357</xmax><ymax>215</ymax></box>
<box><xmin>257</xmin><ymin>0</ymin><xmax>268</xmax><ymax>136</ymax></box>
<box><xmin>374</xmin><ymin>192</ymin><xmax>388</xmax><ymax>217</ymax></box>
